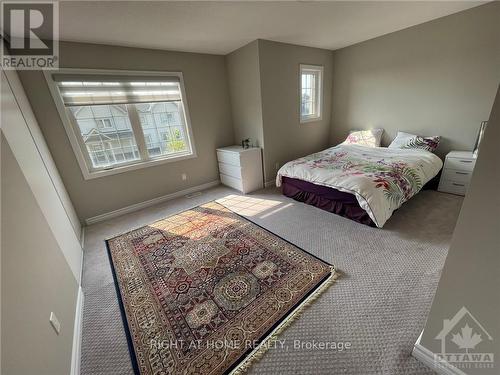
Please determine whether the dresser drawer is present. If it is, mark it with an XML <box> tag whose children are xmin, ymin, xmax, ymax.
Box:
<box><xmin>216</xmin><ymin>151</ymin><xmax>241</xmax><ymax>167</ymax></box>
<box><xmin>218</xmin><ymin>162</ymin><xmax>243</xmax><ymax>179</ymax></box>
<box><xmin>220</xmin><ymin>173</ymin><xmax>243</xmax><ymax>192</ymax></box>
<box><xmin>439</xmin><ymin>180</ymin><xmax>468</xmax><ymax>196</ymax></box>
<box><xmin>442</xmin><ymin>168</ymin><xmax>473</xmax><ymax>184</ymax></box>
<box><xmin>445</xmin><ymin>157</ymin><xmax>475</xmax><ymax>172</ymax></box>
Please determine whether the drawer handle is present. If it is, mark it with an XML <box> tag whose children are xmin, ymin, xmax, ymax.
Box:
<box><xmin>459</xmin><ymin>160</ymin><xmax>473</xmax><ymax>163</ymax></box>
<box><xmin>455</xmin><ymin>171</ymin><xmax>469</xmax><ymax>175</ymax></box>
<box><xmin>452</xmin><ymin>183</ymin><xmax>465</xmax><ymax>187</ymax></box>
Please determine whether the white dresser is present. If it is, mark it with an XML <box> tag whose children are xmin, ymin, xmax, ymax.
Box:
<box><xmin>217</xmin><ymin>146</ymin><xmax>264</xmax><ymax>194</ymax></box>
<box><xmin>438</xmin><ymin>151</ymin><xmax>476</xmax><ymax>196</ymax></box>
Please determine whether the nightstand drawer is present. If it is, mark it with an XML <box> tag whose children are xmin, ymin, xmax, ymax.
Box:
<box><xmin>445</xmin><ymin>157</ymin><xmax>475</xmax><ymax>172</ymax></box>
<box><xmin>218</xmin><ymin>162</ymin><xmax>243</xmax><ymax>179</ymax></box>
<box><xmin>442</xmin><ymin>169</ymin><xmax>473</xmax><ymax>184</ymax></box>
<box><xmin>439</xmin><ymin>151</ymin><xmax>475</xmax><ymax>196</ymax></box>
<box><xmin>439</xmin><ymin>180</ymin><xmax>468</xmax><ymax>196</ymax></box>
<box><xmin>216</xmin><ymin>151</ymin><xmax>241</xmax><ymax>167</ymax></box>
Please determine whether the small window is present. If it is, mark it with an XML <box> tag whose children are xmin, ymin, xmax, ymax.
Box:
<box><xmin>97</xmin><ymin>118</ymin><xmax>113</xmax><ymax>129</ymax></box>
<box><xmin>299</xmin><ymin>64</ymin><xmax>323</xmax><ymax>123</ymax></box>
<box><xmin>47</xmin><ymin>70</ymin><xmax>196</xmax><ymax>179</ymax></box>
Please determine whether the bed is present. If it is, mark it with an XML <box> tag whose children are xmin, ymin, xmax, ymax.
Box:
<box><xmin>276</xmin><ymin>144</ymin><xmax>443</xmax><ymax>228</ymax></box>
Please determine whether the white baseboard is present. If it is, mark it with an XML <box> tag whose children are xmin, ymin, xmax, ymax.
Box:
<box><xmin>70</xmin><ymin>287</ymin><xmax>84</xmax><ymax>375</ymax></box>
<box><xmin>264</xmin><ymin>180</ymin><xmax>276</xmax><ymax>188</ymax></box>
<box><xmin>85</xmin><ymin>180</ymin><xmax>220</xmax><ymax>225</ymax></box>
<box><xmin>412</xmin><ymin>332</ymin><xmax>467</xmax><ymax>375</ymax></box>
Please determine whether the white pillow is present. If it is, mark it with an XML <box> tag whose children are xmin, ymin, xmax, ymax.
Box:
<box><xmin>342</xmin><ymin>129</ymin><xmax>384</xmax><ymax>147</ymax></box>
<box><xmin>388</xmin><ymin>131</ymin><xmax>440</xmax><ymax>152</ymax></box>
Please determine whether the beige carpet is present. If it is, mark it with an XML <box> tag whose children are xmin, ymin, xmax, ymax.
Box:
<box><xmin>80</xmin><ymin>186</ymin><xmax>463</xmax><ymax>374</ymax></box>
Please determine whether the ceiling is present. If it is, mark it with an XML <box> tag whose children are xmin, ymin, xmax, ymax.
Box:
<box><xmin>55</xmin><ymin>1</ymin><xmax>486</xmax><ymax>55</ymax></box>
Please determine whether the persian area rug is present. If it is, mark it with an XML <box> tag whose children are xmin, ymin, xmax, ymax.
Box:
<box><xmin>106</xmin><ymin>201</ymin><xmax>336</xmax><ymax>375</ymax></box>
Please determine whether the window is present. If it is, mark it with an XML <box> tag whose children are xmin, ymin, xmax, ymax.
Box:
<box><xmin>97</xmin><ymin>118</ymin><xmax>113</xmax><ymax>129</ymax></box>
<box><xmin>46</xmin><ymin>70</ymin><xmax>196</xmax><ymax>179</ymax></box>
<box><xmin>299</xmin><ymin>64</ymin><xmax>323</xmax><ymax>123</ymax></box>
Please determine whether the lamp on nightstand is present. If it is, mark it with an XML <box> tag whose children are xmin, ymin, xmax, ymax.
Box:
<box><xmin>473</xmin><ymin>121</ymin><xmax>488</xmax><ymax>158</ymax></box>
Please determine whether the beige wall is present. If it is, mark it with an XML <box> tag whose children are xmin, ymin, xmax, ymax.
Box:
<box><xmin>2</xmin><ymin>69</ymin><xmax>83</xmax><ymax>279</ymax></box>
<box><xmin>226</xmin><ymin>39</ymin><xmax>334</xmax><ymax>183</ymax></box>
<box><xmin>330</xmin><ymin>2</ymin><xmax>500</xmax><ymax>158</ymax></box>
<box><xmin>17</xmin><ymin>3</ymin><xmax>500</xmax><ymax>221</ymax></box>
<box><xmin>259</xmin><ymin>40</ymin><xmax>333</xmax><ymax>182</ymax></box>
<box><xmin>18</xmin><ymin>41</ymin><xmax>234</xmax><ymax>221</ymax></box>
<box><xmin>226</xmin><ymin>40</ymin><xmax>265</xmax><ymax>150</ymax></box>
<box><xmin>1</xmin><ymin>135</ymin><xmax>79</xmax><ymax>375</ymax></box>
<box><xmin>419</xmin><ymin>85</ymin><xmax>500</xmax><ymax>373</ymax></box>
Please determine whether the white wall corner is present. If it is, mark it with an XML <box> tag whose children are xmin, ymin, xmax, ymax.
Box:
<box><xmin>1</xmin><ymin>69</ymin><xmax>83</xmax><ymax>281</ymax></box>
<box><xmin>5</xmin><ymin>69</ymin><xmax>82</xmax><ymax>239</ymax></box>
<box><xmin>70</xmin><ymin>287</ymin><xmax>84</xmax><ymax>375</ymax></box>
<box><xmin>80</xmin><ymin>226</ymin><xmax>85</xmax><ymax>251</ymax></box>
<box><xmin>412</xmin><ymin>331</ymin><xmax>468</xmax><ymax>375</ymax></box>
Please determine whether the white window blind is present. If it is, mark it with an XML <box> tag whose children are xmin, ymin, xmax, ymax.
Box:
<box><xmin>53</xmin><ymin>75</ymin><xmax>182</xmax><ymax>106</ymax></box>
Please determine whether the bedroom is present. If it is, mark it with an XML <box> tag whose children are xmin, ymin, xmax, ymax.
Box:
<box><xmin>1</xmin><ymin>1</ymin><xmax>499</xmax><ymax>375</ymax></box>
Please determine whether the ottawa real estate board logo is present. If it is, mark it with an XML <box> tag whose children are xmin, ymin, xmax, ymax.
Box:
<box><xmin>435</xmin><ymin>306</ymin><xmax>494</xmax><ymax>371</ymax></box>
<box><xmin>1</xmin><ymin>1</ymin><xmax>59</xmax><ymax>69</ymax></box>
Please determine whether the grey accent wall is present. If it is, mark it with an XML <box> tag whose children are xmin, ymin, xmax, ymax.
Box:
<box><xmin>18</xmin><ymin>41</ymin><xmax>234</xmax><ymax>221</ymax></box>
<box><xmin>226</xmin><ymin>40</ymin><xmax>265</xmax><ymax>151</ymax></box>
<box><xmin>259</xmin><ymin>40</ymin><xmax>333</xmax><ymax>183</ymax></box>
<box><xmin>1</xmin><ymin>135</ymin><xmax>79</xmax><ymax>375</ymax></box>
<box><xmin>330</xmin><ymin>2</ymin><xmax>500</xmax><ymax>158</ymax></box>
<box><xmin>418</xmin><ymin>85</ymin><xmax>500</xmax><ymax>374</ymax></box>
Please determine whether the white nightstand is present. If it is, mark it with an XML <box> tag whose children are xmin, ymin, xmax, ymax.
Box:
<box><xmin>438</xmin><ymin>151</ymin><xmax>476</xmax><ymax>196</ymax></box>
<box><xmin>217</xmin><ymin>146</ymin><xmax>263</xmax><ymax>194</ymax></box>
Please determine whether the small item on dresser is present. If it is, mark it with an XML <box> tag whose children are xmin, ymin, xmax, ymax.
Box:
<box><xmin>241</xmin><ymin>138</ymin><xmax>251</xmax><ymax>149</ymax></box>
<box><xmin>217</xmin><ymin>146</ymin><xmax>263</xmax><ymax>194</ymax></box>
<box><xmin>438</xmin><ymin>151</ymin><xmax>476</xmax><ymax>196</ymax></box>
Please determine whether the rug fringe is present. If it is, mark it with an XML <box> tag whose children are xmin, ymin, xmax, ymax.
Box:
<box><xmin>230</xmin><ymin>267</ymin><xmax>340</xmax><ymax>375</ymax></box>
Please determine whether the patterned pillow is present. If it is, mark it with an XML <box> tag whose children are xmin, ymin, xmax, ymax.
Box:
<box><xmin>388</xmin><ymin>131</ymin><xmax>440</xmax><ymax>152</ymax></box>
<box><xmin>342</xmin><ymin>129</ymin><xmax>384</xmax><ymax>147</ymax></box>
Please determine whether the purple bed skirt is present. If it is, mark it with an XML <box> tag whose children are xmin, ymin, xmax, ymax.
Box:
<box><xmin>281</xmin><ymin>177</ymin><xmax>375</xmax><ymax>226</ymax></box>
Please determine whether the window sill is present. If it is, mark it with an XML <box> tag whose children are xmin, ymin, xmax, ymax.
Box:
<box><xmin>82</xmin><ymin>151</ymin><xmax>197</xmax><ymax>180</ymax></box>
<box><xmin>300</xmin><ymin>115</ymin><xmax>322</xmax><ymax>124</ymax></box>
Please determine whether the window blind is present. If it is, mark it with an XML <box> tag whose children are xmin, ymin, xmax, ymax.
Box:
<box><xmin>53</xmin><ymin>74</ymin><xmax>182</xmax><ymax>106</ymax></box>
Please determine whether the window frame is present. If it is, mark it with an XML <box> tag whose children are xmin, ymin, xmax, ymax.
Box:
<box><xmin>299</xmin><ymin>64</ymin><xmax>323</xmax><ymax>124</ymax></box>
<box><xmin>44</xmin><ymin>68</ymin><xmax>197</xmax><ymax>180</ymax></box>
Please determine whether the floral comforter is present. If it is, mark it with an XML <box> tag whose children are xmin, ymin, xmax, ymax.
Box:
<box><xmin>276</xmin><ymin>144</ymin><xmax>443</xmax><ymax>227</ymax></box>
